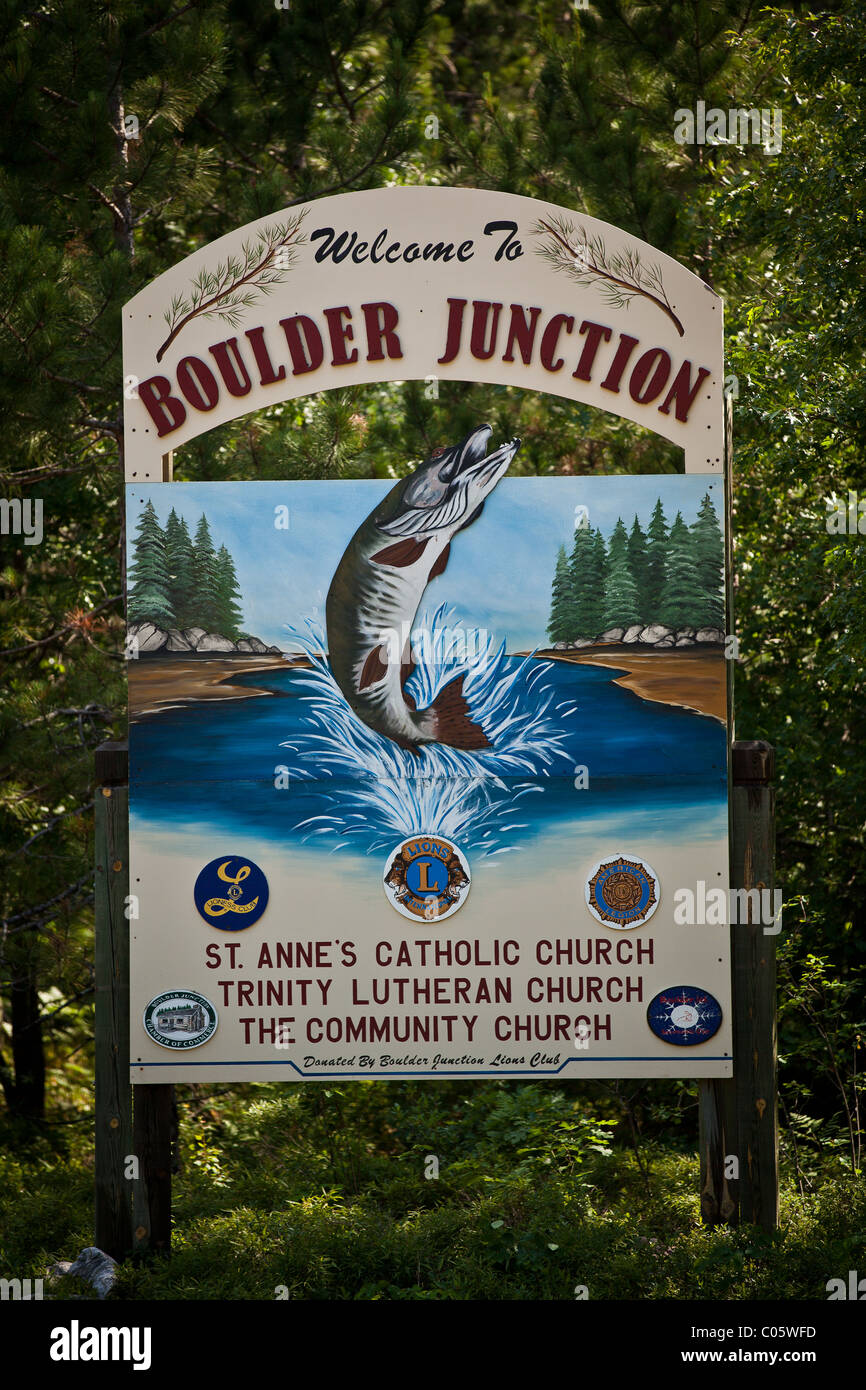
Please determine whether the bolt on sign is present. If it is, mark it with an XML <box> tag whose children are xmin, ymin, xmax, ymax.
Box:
<box><xmin>124</xmin><ymin>187</ymin><xmax>731</xmax><ymax>1082</ymax></box>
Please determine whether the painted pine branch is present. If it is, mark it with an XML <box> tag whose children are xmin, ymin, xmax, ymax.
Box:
<box><xmin>156</xmin><ymin>211</ymin><xmax>308</xmax><ymax>362</ymax></box>
<box><xmin>534</xmin><ymin>216</ymin><xmax>684</xmax><ymax>338</ymax></box>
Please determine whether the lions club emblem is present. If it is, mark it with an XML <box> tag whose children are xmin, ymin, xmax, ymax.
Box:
<box><xmin>194</xmin><ymin>855</ymin><xmax>269</xmax><ymax>930</ymax></box>
<box><xmin>647</xmin><ymin>986</ymin><xmax>723</xmax><ymax>1046</ymax></box>
<box><xmin>383</xmin><ymin>836</ymin><xmax>471</xmax><ymax>922</ymax></box>
<box><xmin>585</xmin><ymin>854</ymin><xmax>659</xmax><ymax>929</ymax></box>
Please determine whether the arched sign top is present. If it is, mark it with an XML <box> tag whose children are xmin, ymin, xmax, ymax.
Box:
<box><xmin>122</xmin><ymin>186</ymin><xmax>724</xmax><ymax>480</ymax></box>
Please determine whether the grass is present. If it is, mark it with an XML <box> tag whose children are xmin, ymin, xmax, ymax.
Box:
<box><xmin>1</xmin><ymin>1078</ymin><xmax>863</xmax><ymax>1301</ymax></box>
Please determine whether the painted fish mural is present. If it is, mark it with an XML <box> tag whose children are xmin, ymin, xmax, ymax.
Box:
<box><xmin>325</xmin><ymin>424</ymin><xmax>521</xmax><ymax>751</ymax></box>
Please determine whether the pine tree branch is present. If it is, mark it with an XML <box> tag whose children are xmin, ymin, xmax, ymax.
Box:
<box><xmin>138</xmin><ymin>1</ymin><xmax>200</xmax><ymax>42</ymax></box>
<box><xmin>36</xmin><ymin>981</ymin><xmax>96</xmax><ymax>1023</ymax></box>
<box><xmin>87</xmin><ymin>180</ymin><xmax>126</xmax><ymax>224</ymax></box>
<box><xmin>535</xmin><ymin>218</ymin><xmax>685</xmax><ymax>337</ymax></box>
<box><xmin>126</xmin><ymin>145</ymin><xmax>163</xmax><ymax>197</ymax></box>
<box><xmin>1</xmin><ymin>873</ymin><xmax>94</xmax><ymax>934</ymax></box>
<box><xmin>131</xmin><ymin>196</ymin><xmax>173</xmax><ymax>228</ymax></box>
<box><xmin>39</xmin><ymin>85</ymin><xmax>80</xmax><ymax>108</ymax></box>
<box><xmin>2</xmin><ymin>463</ymin><xmax>92</xmax><ymax>485</ymax></box>
<box><xmin>196</xmin><ymin>113</ymin><xmax>264</xmax><ymax>174</ymax></box>
<box><xmin>18</xmin><ymin>705</ymin><xmax>113</xmax><ymax>730</ymax></box>
<box><xmin>156</xmin><ymin>215</ymin><xmax>307</xmax><ymax>361</ymax></box>
<box><xmin>324</xmin><ymin>24</ymin><xmax>358</xmax><ymax>123</ymax></box>
<box><xmin>279</xmin><ymin>107</ymin><xmax>411</xmax><ymax>201</ymax></box>
<box><xmin>79</xmin><ymin>417</ymin><xmax>123</xmax><ymax>436</ymax></box>
<box><xmin>351</xmin><ymin>79</ymin><xmax>387</xmax><ymax>106</ymax></box>
<box><xmin>0</xmin><ymin>595</ymin><xmax>122</xmax><ymax>657</ymax></box>
<box><xmin>5</xmin><ymin>803</ymin><xmax>94</xmax><ymax>860</ymax></box>
<box><xmin>31</xmin><ymin>138</ymin><xmax>60</xmax><ymax>165</ymax></box>
<box><xmin>0</xmin><ymin>311</ymin><xmax>103</xmax><ymax>394</ymax></box>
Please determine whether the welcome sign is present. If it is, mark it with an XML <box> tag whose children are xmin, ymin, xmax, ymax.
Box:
<box><xmin>124</xmin><ymin>187</ymin><xmax>731</xmax><ymax>1082</ymax></box>
<box><xmin>123</xmin><ymin>187</ymin><xmax>724</xmax><ymax>479</ymax></box>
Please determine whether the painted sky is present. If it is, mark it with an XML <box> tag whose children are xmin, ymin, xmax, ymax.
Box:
<box><xmin>126</xmin><ymin>475</ymin><xmax>724</xmax><ymax>652</ymax></box>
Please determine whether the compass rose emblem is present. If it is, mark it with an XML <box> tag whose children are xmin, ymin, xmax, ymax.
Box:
<box><xmin>647</xmin><ymin>986</ymin><xmax>723</xmax><ymax>1046</ymax></box>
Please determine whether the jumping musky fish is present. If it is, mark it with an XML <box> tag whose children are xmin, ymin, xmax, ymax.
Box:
<box><xmin>326</xmin><ymin>424</ymin><xmax>521</xmax><ymax>751</ymax></box>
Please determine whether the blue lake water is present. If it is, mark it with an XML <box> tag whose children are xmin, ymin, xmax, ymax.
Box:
<box><xmin>129</xmin><ymin>659</ymin><xmax>727</xmax><ymax>857</ymax></box>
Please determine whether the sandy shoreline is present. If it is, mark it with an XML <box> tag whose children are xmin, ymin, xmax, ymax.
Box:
<box><xmin>128</xmin><ymin>647</ymin><xmax>726</xmax><ymax>725</ymax></box>
<box><xmin>533</xmin><ymin>645</ymin><xmax>727</xmax><ymax>722</ymax></box>
<box><xmin>128</xmin><ymin>654</ymin><xmax>309</xmax><ymax>721</ymax></box>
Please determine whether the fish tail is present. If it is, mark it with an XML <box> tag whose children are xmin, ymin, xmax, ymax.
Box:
<box><xmin>430</xmin><ymin>674</ymin><xmax>490</xmax><ymax>750</ymax></box>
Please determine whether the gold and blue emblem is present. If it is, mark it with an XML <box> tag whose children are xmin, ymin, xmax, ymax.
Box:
<box><xmin>585</xmin><ymin>854</ymin><xmax>659</xmax><ymax>929</ymax></box>
<box><xmin>194</xmin><ymin>855</ymin><xmax>269</xmax><ymax>930</ymax></box>
<box><xmin>383</xmin><ymin>835</ymin><xmax>471</xmax><ymax>922</ymax></box>
<box><xmin>647</xmin><ymin>986</ymin><xmax>723</xmax><ymax>1046</ymax></box>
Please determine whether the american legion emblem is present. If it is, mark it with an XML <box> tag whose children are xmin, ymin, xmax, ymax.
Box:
<box><xmin>646</xmin><ymin>986</ymin><xmax>723</xmax><ymax>1046</ymax></box>
<box><xmin>143</xmin><ymin>990</ymin><xmax>218</xmax><ymax>1049</ymax></box>
<box><xmin>383</xmin><ymin>835</ymin><xmax>471</xmax><ymax>922</ymax></box>
<box><xmin>585</xmin><ymin>854</ymin><xmax>659</xmax><ymax>929</ymax></box>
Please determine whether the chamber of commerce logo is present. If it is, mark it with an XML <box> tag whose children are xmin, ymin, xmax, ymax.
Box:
<box><xmin>585</xmin><ymin>854</ymin><xmax>659</xmax><ymax>929</ymax></box>
<box><xmin>143</xmin><ymin>991</ymin><xmax>218</xmax><ymax>1049</ymax></box>
<box><xmin>646</xmin><ymin>986</ymin><xmax>723</xmax><ymax>1046</ymax></box>
<box><xmin>383</xmin><ymin>836</ymin><xmax>471</xmax><ymax>922</ymax></box>
<box><xmin>194</xmin><ymin>855</ymin><xmax>269</xmax><ymax>929</ymax></box>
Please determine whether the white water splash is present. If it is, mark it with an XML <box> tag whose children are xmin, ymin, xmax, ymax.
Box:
<box><xmin>279</xmin><ymin>604</ymin><xmax>577</xmax><ymax>856</ymax></box>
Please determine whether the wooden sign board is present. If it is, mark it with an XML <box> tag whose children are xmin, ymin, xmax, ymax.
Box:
<box><xmin>123</xmin><ymin>188</ymin><xmax>731</xmax><ymax>1082</ymax></box>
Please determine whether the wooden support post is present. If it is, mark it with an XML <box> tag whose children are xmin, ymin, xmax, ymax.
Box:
<box><xmin>94</xmin><ymin>738</ymin><xmax>175</xmax><ymax>1258</ymax></box>
<box><xmin>730</xmin><ymin>739</ymin><xmax>779</xmax><ymax>1230</ymax></box>
<box><xmin>698</xmin><ymin>1075</ymin><xmax>737</xmax><ymax>1225</ymax></box>
<box><xmin>94</xmin><ymin>740</ymin><xmax>133</xmax><ymax>1259</ymax></box>
<box><xmin>699</xmin><ymin>739</ymin><xmax>779</xmax><ymax>1230</ymax></box>
<box><xmin>120</xmin><ymin>449</ymin><xmax>175</xmax><ymax>1257</ymax></box>
<box><xmin>132</xmin><ymin>1085</ymin><xmax>174</xmax><ymax>1256</ymax></box>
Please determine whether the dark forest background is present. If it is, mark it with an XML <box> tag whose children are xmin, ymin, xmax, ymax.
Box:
<box><xmin>1</xmin><ymin>0</ymin><xmax>863</xmax><ymax>1298</ymax></box>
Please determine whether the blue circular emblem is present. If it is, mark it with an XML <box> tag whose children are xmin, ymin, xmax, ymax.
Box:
<box><xmin>585</xmin><ymin>854</ymin><xmax>659</xmax><ymax>929</ymax></box>
<box><xmin>194</xmin><ymin>855</ymin><xmax>269</xmax><ymax>930</ymax></box>
<box><xmin>647</xmin><ymin>986</ymin><xmax>723</xmax><ymax>1046</ymax></box>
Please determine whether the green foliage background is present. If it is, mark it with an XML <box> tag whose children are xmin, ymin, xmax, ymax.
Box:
<box><xmin>1</xmin><ymin>0</ymin><xmax>863</xmax><ymax>1296</ymax></box>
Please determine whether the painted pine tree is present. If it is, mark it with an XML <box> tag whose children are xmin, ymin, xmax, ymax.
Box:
<box><xmin>571</xmin><ymin>525</ymin><xmax>605</xmax><ymax>637</ymax></box>
<box><xmin>607</xmin><ymin>517</ymin><xmax>629</xmax><ymax>568</ymax></box>
<box><xmin>592</xmin><ymin>527</ymin><xmax>608</xmax><ymax>609</ymax></box>
<box><xmin>603</xmin><ymin>554</ymin><xmax>641</xmax><ymax>628</ymax></box>
<box><xmin>645</xmin><ymin>499</ymin><xmax>669</xmax><ymax>621</ymax></box>
<box><xmin>127</xmin><ymin>502</ymin><xmax>174</xmax><ymax>627</ymax></box>
<box><xmin>659</xmin><ymin>511</ymin><xmax>707</xmax><ymax>628</ymax></box>
<box><xmin>627</xmin><ymin>516</ymin><xmax>649</xmax><ymax>610</ymax></box>
<box><xmin>165</xmin><ymin>509</ymin><xmax>196</xmax><ymax>630</ymax></box>
<box><xmin>215</xmin><ymin>545</ymin><xmax>244</xmax><ymax>640</ymax></box>
<box><xmin>690</xmin><ymin>492</ymin><xmax>725</xmax><ymax>628</ymax></box>
<box><xmin>547</xmin><ymin>545</ymin><xmax>574</xmax><ymax>643</ymax></box>
<box><xmin>602</xmin><ymin>517</ymin><xmax>640</xmax><ymax>629</ymax></box>
<box><xmin>192</xmin><ymin>515</ymin><xmax>223</xmax><ymax>632</ymax></box>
